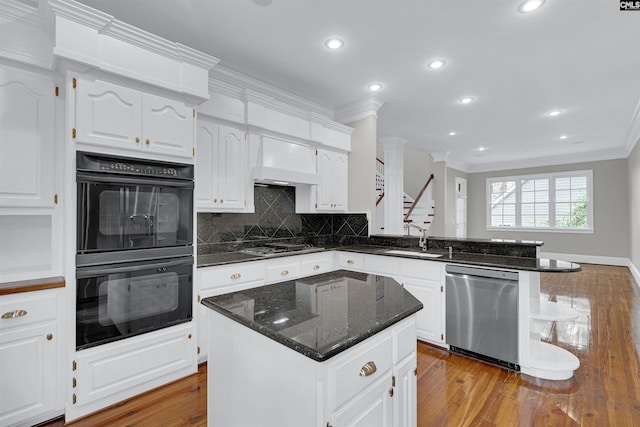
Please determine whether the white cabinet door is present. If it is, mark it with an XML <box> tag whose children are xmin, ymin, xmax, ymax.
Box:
<box><xmin>217</xmin><ymin>125</ymin><xmax>246</xmax><ymax>209</ymax></box>
<box><xmin>75</xmin><ymin>78</ymin><xmax>142</xmax><ymax>150</ymax></box>
<box><xmin>316</xmin><ymin>148</ymin><xmax>348</xmax><ymax>212</ymax></box>
<box><xmin>403</xmin><ymin>278</ymin><xmax>444</xmax><ymax>344</ymax></box>
<box><xmin>142</xmin><ymin>93</ymin><xmax>194</xmax><ymax>159</ymax></box>
<box><xmin>0</xmin><ymin>289</ymin><xmax>62</xmax><ymax>427</ymax></box>
<box><xmin>332</xmin><ymin>374</ymin><xmax>394</xmax><ymax>427</ymax></box>
<box><xmin>393</xmin><ymin>354</ymin><xmax>417</xmax><ymax>427</ymax></box>
<box><xmin>0</xmin><ymin>66</ymin><xmax>55</xmax><ymax>208</ymax></box>
<box><xmin>195</xmin><ymin>119</ymin><xmax>247</xmax><ymax>211</ymax></box>
<box><xmin>195</xmin><ymin>121</ymin><xmax>216</xmax><ymax>208</ymax></box>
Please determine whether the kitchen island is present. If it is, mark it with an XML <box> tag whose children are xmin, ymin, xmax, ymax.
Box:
<box><xmin>201</xmin><ymin>270</ymin><xmax>423</xmax><ymax>427</ymax></box>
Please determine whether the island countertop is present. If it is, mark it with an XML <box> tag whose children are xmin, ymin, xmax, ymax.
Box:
<box><xmin>201</xmin><ymin>269</ymin><xmax>423</xmax><ymax>361</ymax></box>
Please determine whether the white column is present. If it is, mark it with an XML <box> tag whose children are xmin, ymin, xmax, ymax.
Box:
<box><xmin>380</xmin><ymin>137</ymin><xmax>406</xmax><ymax>235</ymax></box>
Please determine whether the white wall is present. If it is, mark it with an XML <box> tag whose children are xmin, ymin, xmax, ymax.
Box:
<box><xmin>466</xmin><ymin>159</ymin><xmax>630</xmax><ymax>258</ymax></box>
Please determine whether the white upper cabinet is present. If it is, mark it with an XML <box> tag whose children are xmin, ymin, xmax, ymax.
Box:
<box><xmin>0</xmin><ymin>66</ymin><xmax>55</xmax><ymax>208</ymax></box>
<box><xmin>142</xmin><ymin>93</ymin><xmax>195</xmax><ymax>159</ymax></box>
<box><xmin>316</xmin><ymin>148</ymin><xmax>348</xmax><ymax>212</ymax></box>
<box><xmin>74</xmin><ymin>77</ymin><xmax>194</xmax><ymax>160</ymax></box>
<box><xmin>195</xmin><ymin>119</ymin><xmax>247</xmax><ymax>211</ymax></box>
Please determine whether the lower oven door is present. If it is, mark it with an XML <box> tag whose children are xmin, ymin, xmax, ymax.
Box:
<box><xmin>76</xmin><ymin>257</ymin><xmax>193</xmax><ymax>350</ymax></box>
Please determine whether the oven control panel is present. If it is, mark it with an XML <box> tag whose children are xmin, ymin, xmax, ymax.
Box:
<box><xmin>77</xmin><ymin>151</ymin><xmax>194</xmax><ymax>180</ymax></box>
<box><xmin>101</xmin><ymin>162</ymin><xmax>178</xmax><ymax>177</ymax></box>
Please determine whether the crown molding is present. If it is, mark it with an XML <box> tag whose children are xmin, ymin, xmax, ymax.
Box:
<box><xmin>0</xmin><ymin>0</ymin><xmax>40</xmax><ymax>23</ymax></box>
<box><xmin>49</xmin><ymin>0</ymin><xmax>218</xmax><ymax>71</ymax></box>
<box><xmin>463</xmin><ymin>147</ymin><xmax>630</xmax><ymax>174</ymax></box>
<box><xmin>430</xmin><ymin>151</ymin><xmax>449</xmax><ymax>163</ymax></box>
<box><xmin>334</xmin><ymin>96</ymin><xmax>385</xmax><ymax>124</ymax></box>
<box><xmin>209</xmin><ymin>65</ymin><xmax>333</xmax><ymax>117</ymax></box>
<box><xmin>379</xmin><ymin>136</ymin><xmax>407</xmax><ymax>149</ymax></box>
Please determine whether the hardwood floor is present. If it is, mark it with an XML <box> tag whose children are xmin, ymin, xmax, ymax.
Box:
<box><xmin>42</xmin><ymin>264</ymin><xmax>639</xmax><ymax>427</ymax></box>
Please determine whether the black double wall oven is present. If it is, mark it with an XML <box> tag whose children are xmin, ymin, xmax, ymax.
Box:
<box><xmin>75</xmin><ymin>152</ymin><xmax>194</xmax><ymax>350</ymax></box>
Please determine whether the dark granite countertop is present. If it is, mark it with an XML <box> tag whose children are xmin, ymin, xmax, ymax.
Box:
<box><xmin>201</xmin><ymin>270</ymin><xmax>423</xmax><ymax>362</ymax></box>
<box><xmin>337</xmin><ymin>245</ymin><xmax>581</xmax><ymax>273</ymax></box>
<box><xmin>197</xmin><ymin>245</ymin><xmax>580</xmax><ymax>273</ymax></box>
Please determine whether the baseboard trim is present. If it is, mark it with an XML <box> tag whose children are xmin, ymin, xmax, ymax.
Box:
<box><xmin>629</xmin><ymin>260</ymin><xmax>640</xmax><ymax>289</ymax></box>
<box><xmin>540</xmin><ymin>252</ymin><xmax>628</xmax><ymax>267</ymax></box>
<box><xmin>540</xmin><ymin>252</ymin><xmax>640</xmax><ymax>289</ymax></box>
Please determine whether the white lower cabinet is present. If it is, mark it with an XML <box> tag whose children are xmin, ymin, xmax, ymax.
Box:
<box><xmin>206</xmin><ymin>310</ymin><xmax>416</xmax><ymax>427</ymax></box>
<box><xmin>0</xmin><ymin>288</ymin><xmax>65</xmax><ymax>427</ymax></box>
<box><xmin>67</xmin><ymin>323</ymin><xmax>196</xmax><ymax>422</ymax></box>
<box><xmin>399</xmin><ymin>259</ymin><xmax>446</xmax><ymax>346</ymax></box>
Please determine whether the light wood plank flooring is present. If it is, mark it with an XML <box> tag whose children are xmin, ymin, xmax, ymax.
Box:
<box><xmin>42</xmin><ymin>264</ymin><xmax>640</xmax><ymax>427</ymax></box>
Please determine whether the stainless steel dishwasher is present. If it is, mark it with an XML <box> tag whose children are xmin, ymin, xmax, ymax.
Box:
<box><xmin>445</xmin><ymin>265</ymin><xmax>519</xmax><ymax>370</ymax></box>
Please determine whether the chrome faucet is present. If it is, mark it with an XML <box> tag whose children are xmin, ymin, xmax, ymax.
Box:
<box><xmin>405</xmin><ymin>223</ymin><xmax>428</xmax><ymax>252</ymax></box>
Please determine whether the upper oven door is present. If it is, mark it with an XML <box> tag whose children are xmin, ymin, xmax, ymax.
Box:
<box><xmin>77</xmin><ymin>172</ymin><xmax>193</xmax><ymax>265</ymax></box>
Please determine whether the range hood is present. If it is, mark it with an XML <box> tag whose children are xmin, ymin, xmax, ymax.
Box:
<box><xmin>251</xmin><ymin>136</ymin><xmax>320</xmax><ymax>185</ymax></box>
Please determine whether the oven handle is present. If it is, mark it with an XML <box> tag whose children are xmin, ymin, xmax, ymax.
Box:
<box><xmin>77</xmin><ymin>172</ymin><xmax>194</xmax><ymax>189</ymax></box>
<box><xmin>76</xmin><ymin>257</ymin><xmax>193</xmax><ymax>278</ymax></box>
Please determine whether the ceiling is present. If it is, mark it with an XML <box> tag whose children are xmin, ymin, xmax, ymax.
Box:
<box><xmin>73</xmin><ymin>0</ymin><xmax>640</xmax><ymax>172</ymax></box>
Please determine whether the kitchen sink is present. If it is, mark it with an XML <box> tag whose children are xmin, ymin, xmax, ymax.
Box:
<box><xmin>384</xmin><ymin>249</ymin><xmax>443</xmax><ymax>258</ymax></box>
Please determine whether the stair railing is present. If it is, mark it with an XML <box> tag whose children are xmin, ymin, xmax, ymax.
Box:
<box><xmin>375</xmin><ymin>158</ymin><xmax>385</xmax><ymax>206</ymax></box>
<box><xmin>404</xmin><ymin>173</ymin><xmax>434</xmax><ymax>221</ymax></box>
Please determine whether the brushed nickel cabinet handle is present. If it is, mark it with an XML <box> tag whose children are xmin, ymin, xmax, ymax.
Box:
<box><xmin>281</xmin><ymin>270</ymin><xmax>289</xmax><ymax>276</ymax></box>
<box><xmin>359</xmin><ymin>361</ymin><xmax>377</xmax><ymax>377</ymax></box>
<box><xmin>347</xmin><ymin>259</ymin><xmax>354</xmax><ymax>265</ymax></box>
<box><xmin>313</xmin><ymin>265</ymin><xmax>320</xmax><ymax>270</ymax></box>
<box><xmin>145</xmin><ymin>138</ymin><xmax>150</xmax><ymax>145</ymax></box>
<box><xmin>230</xmin><ymin>273</ymin><xmax>241</xmax><ymax>279</ymax></box>
<box><xmin>135</xmin><ymin>137</ymin><xmax>140</xmax><ymax>143</ymax></box>
<box><xmin>1</xmin><ymin>309</ymin><xmax>27</xmax><ymax>319</ymax></box>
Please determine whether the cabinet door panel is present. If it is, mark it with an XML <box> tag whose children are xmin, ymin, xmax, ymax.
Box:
<box><xmin>316</xmin><ymin>150</ymin><xmax>333</xmax><ymax>210</ymax></box>
<box><xmin>403</xmin><ymin>279</ymin><xmax>443</xmax><ymax>344</ymax></box>
<box><xmin>195</xmin><ymin>122</ymin><xmax>217</xmax><ymax>209</ymax></box>
<box><xmin>332</xmin><ymin>374</ymin><xmax>393</xmax><ymax>427</ymax></box>
<box><xmin>394</xmin><ymin>354</ymin><xmax>417</xmax><ymax>427</ymax></box>
<box><xmin>76</xmin><ymin>78</ymin><xmax>142</xmax><ymax>150</ymax></box>
<box><xmin>0</xmin><ymin>324</ymin><xmax>56</xmax><ymax>425</ymax></box>
<box><xmin>0</xmin><ymin>67</ymin><xmax>54</xmax><ymax>207</ymax></box>
<box><xmin>143</xmin><ymin>93</ymin><xmax>194</xmax><ymax>159</ymax></box>
<box><xmin>217</xmin><ymin>125</ymin><xmax>246</xmax><ymax>209</ymax></box>
<box><xmin>331</xmin><ymin>152</ymin><xmax>348</xmax><ymax>211</ymax></box>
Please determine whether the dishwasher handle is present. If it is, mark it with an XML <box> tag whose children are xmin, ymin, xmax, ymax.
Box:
<box><xmin>445</xmin><ymin>265</ymin><xmax>518</xmax><ymax>281</ymax></box>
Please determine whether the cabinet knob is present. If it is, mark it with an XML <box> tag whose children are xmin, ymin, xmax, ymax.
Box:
<box><xmin>359</xmin><ymin>361</ymin><xmax>377</xmax><ymax>377</ymax></box>
<box><xmin>281</xmin><ymin>270</ymin><xmax>289</xmax><ymax>276</ymax></box>
<box><xmin>213</xmin><ymin>198</ymin><xmax>217</xmax><ymax>203</ymax></box>
<box><xmin>188</xmin><ymin>333</ymin><xmax>192</xmax><ymax>339</ymax></box>
<box><xmin>220</xmin><ymin>199</ymin><xmax>223</xmax><ymax>203</ymax></box>
<box><xmin>230</xmin><ymin>273</ymin><xmax>241</xmax><ymax>279</ymax></box>
<box><xmin>1</xmin><ymin>309</ymin><xmax>27</xmax><ymax>319</ymax></box>
<box><xmin>313</xmin><ymin>265</ymin><xmax>320</xmax><ymax>270</ymax></box>
<box><xmin>145</xmin><ymin>138</ymin><xmax>150</xmax><ymax>145</ymax></box>
<box><xmin>47</xmin><ymin>333</ymin><xmax>53</xmax><ymax>341</ymax></box>
<box><xmin>135</xmin><ymin>137</ymin><xmax>140</xmax><ymax>143</ymax></box>
<box><xmin>347</xmin><ymin>259</ymin><xmax>354</xmax><ymax>265</ymax></box>
<box><xmin>389</xmin><ymin>388</ymin><xmax>394</xmax><ymax>397</ymax></box>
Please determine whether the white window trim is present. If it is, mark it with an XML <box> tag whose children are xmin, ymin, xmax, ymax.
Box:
<box><xmin>486</xmin><ymin>170</ymin><xmax>594</xmax><ymax>234</ymax></box>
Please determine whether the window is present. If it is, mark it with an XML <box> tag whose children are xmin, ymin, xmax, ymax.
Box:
<box><xmin>486</xmin><ymin>170</ymin><xmax>593</xmax><ymax>232</ymax></box>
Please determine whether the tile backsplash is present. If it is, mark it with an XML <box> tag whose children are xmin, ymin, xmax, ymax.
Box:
<box><xmin>197</xmin><ymin>185</ymin><xmax>368</xmax><ymax>255</ymax></box>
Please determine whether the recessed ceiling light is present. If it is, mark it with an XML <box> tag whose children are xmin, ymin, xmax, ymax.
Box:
<box><xmin>427</xmin><ymin>59</ymin><xmax>446</xmax><ymax>70</ymax></box>
<box><xmin>459</xmin><ymin>96</ymin><xmax>475</xmax><ymax>104</ymax></box>
<box><xmin>476</xmin><ymin>146</ymin><xmax>486</xmax><ymax>152</ymax></box>
<box><xmin>449</xmin><ymin>131</ymin><xmax>456</xmax><ymax>136</ymax></box>
<box><xmin>368</xmin><ymin>82</ymin><xmax>383</xmax><ymax>92</ymax></box>
<box><xmin>324</xmin><ymin>38</ymin><xmax>344</xmax><ymax>50</ymax></box>
<box><xmin>252</xmin><ymin>0</ymin><xmax>274</xmax><ymax>5</ymax></box>
<box><xmin>559</xmin><ymin>135</ymin><xmax>568</xmax><ymax>140</ymax></box>
<box><xmin>548</xmin><ymin>109</ymin><xmax>563</xmax><ymax>117</ymax></box>
<box><xmin>518</xmin><ymin>0</ymin><xmax>545</xmax><ymax>13</ymax></box>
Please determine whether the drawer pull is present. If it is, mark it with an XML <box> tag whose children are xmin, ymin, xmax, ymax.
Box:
<box><xmin>313</xmin><ymin>264</ymin><xmax>320</xmax><ymax>270</ymax></box>
<box><xmin>1</xmin><ymin>309</ymin><xmax>27</xmax><ymax>319</ymax></box>
<box><xmin>359</xmin><ymin>361</ymin><xmax>377</xmax><ymax>377</ymax></box>
<box><xmin>230</xmin><ymin>273</ymin><xmax>241</xmax><ymax>279</ymax></box>
<box><xmin>347</xmin><ymin>259</ymin><xmax>354</xmax><ymax>265</ymax></box>
<box><xmin>281</xmin><ymin>270</ymin><xmax>289</xmax><ymax>276</ymax></box>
